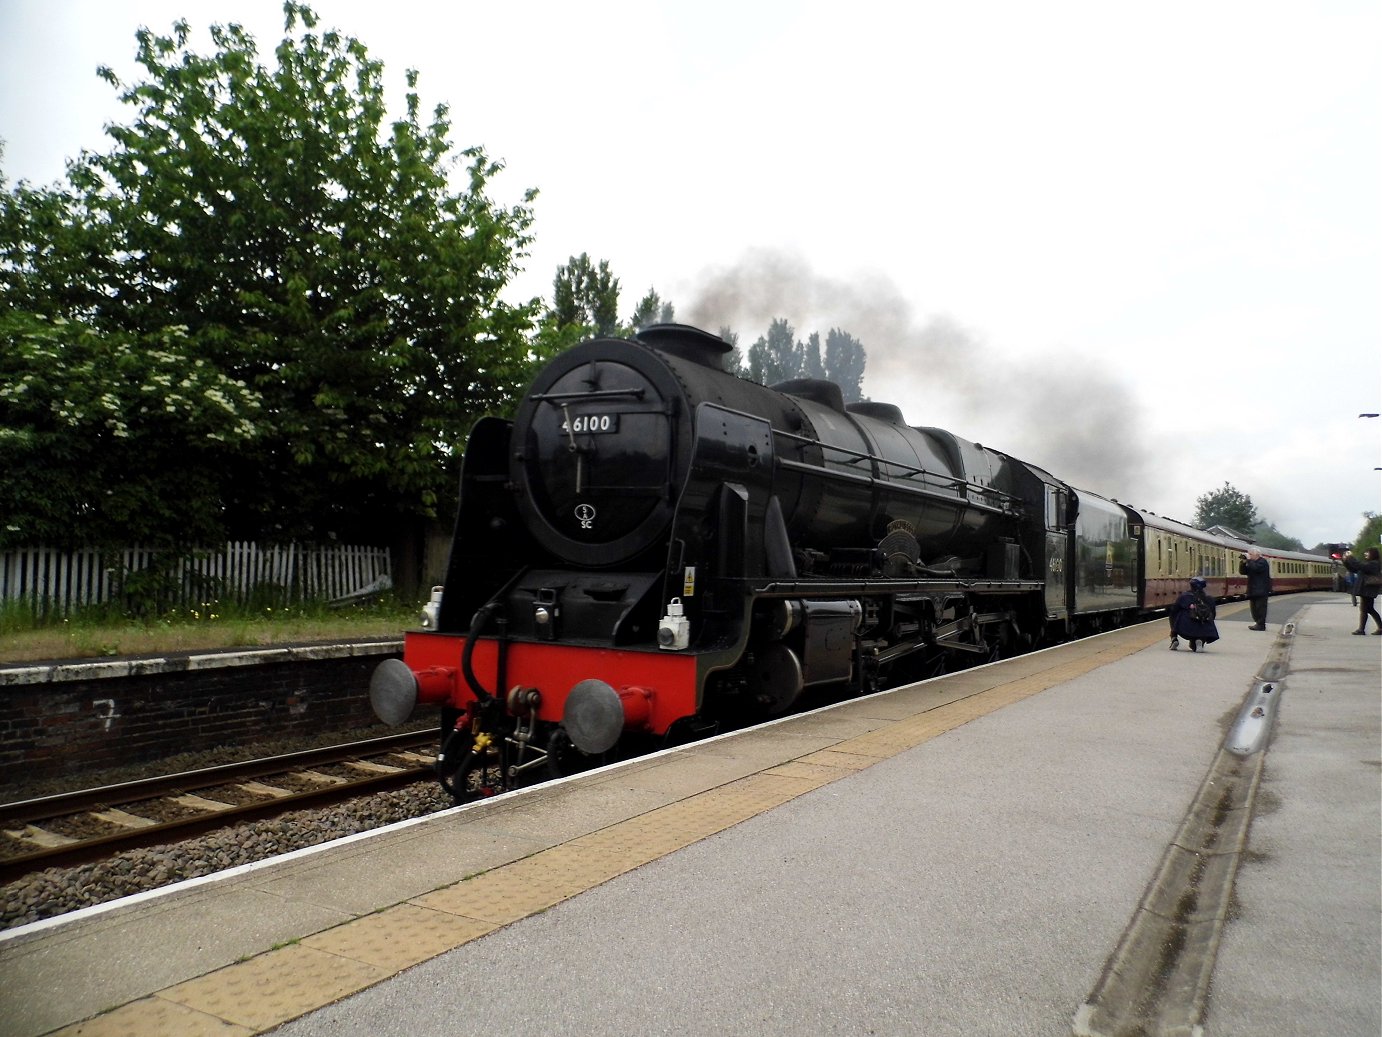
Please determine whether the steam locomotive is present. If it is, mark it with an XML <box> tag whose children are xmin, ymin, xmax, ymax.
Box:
<box><xmin>369</xmin><ymin>324</ymin><xmax>1335</xmax><ymax>800</ymax></box>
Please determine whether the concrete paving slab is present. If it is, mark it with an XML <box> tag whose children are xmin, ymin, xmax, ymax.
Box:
<box><xmin>0</xmin><ymin>884</ymin><xmax>349</xmax><ymax>1037</ymax></box>
<box><xmin>445</xmin><ymin>780</ymin><xmax>674</xmax><ymax>845</ymax></box>
<box><xmin>1205</xmin><ymin>599</ymin><xmax>1381</xmax><ymax>1035</ymax></box>
<box><xmin>572</xmin><ymin>749</ymin><xmax>765</xmax><ymax>797</ymax></box>
<box><xmin>245</xmin><ymin>825</ymin><xmax>551</xmax><ymax>916</ymax></box>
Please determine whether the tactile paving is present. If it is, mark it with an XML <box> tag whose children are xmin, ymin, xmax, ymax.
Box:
<box><xmin>795</xmin><ymin>747</ymin><xmax>880</xmax><ymax>771</ymax></box>
<box><xmin>303</xmin><ymin>903</ymin><xmax>498</xmax><ymax>971</ymax></box>
<box><xmin>762</xmin><ymin>759</ymin><xmax>853</xmax><ymax>784</ymax></box>
<box><xmin>47</xmin><ymin>996</ymin><xmax>254</xmax><ymax>1036</ymax></box>
<box><xmin>412</xmin><ymin>843</ymin><xmax>631</xmax><ymax>923</ymax></box>
<box><xmin>158</xmin><ymin>943</ymin><xmax>387</xmax><ymax>1030</ymax></box>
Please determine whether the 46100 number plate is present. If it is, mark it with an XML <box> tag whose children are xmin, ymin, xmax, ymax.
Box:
<box><xmin>562</xmin><ymin>414</ymin><xmax>620</xmax><ymax>434</ymax></box>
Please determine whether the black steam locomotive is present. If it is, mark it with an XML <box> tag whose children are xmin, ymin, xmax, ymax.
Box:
<box><xmin>368</xmin><ymin>324</ymin><xmax>1330</xmax><ymax>800</ymax></box>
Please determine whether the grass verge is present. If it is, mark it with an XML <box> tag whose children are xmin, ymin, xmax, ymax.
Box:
<box><xmin>0</xmin><ymin>598</ymin><xmax>420</xmax><ymax>664</ymax></box>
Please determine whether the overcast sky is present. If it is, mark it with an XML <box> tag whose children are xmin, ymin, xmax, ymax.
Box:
<box><xmin>2</xmin><ymin>0</ymin><xmax>1378</xmax><ymax>547</ymax></box>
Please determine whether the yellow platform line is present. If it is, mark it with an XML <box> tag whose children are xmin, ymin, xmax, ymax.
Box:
<box><xmin>49</xmin><ymin>621</ymin><xmax>1168</xmax><ymax>1037</ymax></box>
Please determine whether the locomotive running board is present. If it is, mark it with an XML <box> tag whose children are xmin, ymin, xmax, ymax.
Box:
<box><xmin>754</xmin><ymin>578</ymin><xmax>1043</xmax><ymax>596</ymax></box>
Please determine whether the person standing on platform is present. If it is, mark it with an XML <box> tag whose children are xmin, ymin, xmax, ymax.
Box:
<box><xmin>1169</xmin><ymin>576</ymin><xmax>1219</xmax><ymax>652</ymax></box>
<box><xmin>1342</xmin><ymin>547</ymin><xmax>1382</xmax><ymax>634</ymax></box>
<box><xmin>1240</xmin><ymin>548</ymin><xmax>1272</xmax><ymax>631</ymax></box>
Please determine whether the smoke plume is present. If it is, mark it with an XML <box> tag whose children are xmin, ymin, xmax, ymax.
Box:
<box><xmin>683</xmin><ymin>249</ymin><xmax>1156</xmax><ymax>506</ymax></box>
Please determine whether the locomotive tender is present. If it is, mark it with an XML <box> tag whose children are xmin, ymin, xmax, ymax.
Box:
<box><xmin>370</xmin><ymin>324</ymin><xmax>1335</xmax><ymax>800</ymax></box>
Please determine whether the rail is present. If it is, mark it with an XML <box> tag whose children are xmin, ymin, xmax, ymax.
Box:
<box><xmin>0</xmin><ymin>731</ymin><xmax>436</xmax><ymax>883</ymax></box>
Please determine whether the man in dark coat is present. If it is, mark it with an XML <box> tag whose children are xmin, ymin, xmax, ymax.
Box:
<box><xmin>1240</xmin><ymin>548</ymin><xmax>1272</xmax><ymax>630</ymax></box>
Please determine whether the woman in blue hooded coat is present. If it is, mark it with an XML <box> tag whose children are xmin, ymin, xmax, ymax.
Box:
<box><xmin>1169</xmin><ymin>576</ymin><xmax>1219</xmax><ymax>652</ymax></box>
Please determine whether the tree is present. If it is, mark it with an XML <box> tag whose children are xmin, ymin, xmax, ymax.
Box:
<box><xmin>824</xmin><ymin>328</ymin><xmax>867</xmax><ymax>402</ymax></box>
<box><xmin>628</xmin><ymin>288</ymin><xmax>675</xmax><ymax>331</ymax></box>
<box><xmin>802</xmin><ymin>331</ymin><xmax>824</xmax><ymax>379</ymax></box>
<box><xmin>1</xmin><ymin>4</ymin><xmax>539</xmax><ymax>546</ymax></box>
<box><xmin>747</xmin><ymin>318</ymin><xmax>801</xmax><ymax>385</ymax></box>
<box><xmin>719</xmin><ymin>327</ymin><xmax>746</xmax><ymax>377</ymax></box>
<box><xmin>549</xmin><ymin>253</ymin><xmax>620</xmax><ymax>337</ymax></box>
<box><xmin>1355</xmin><ymin>511</ymin><xmax>1382</xmax><ymax>553</ymax></box>
<box><xmin>722</xmin><ymin>319</ymin><xmax>869</xmax><ymax>396</ymax></box>
<box><xmin>0</xmin><ymin>312</ymin><xmax>261</xmax><ymax>548</ymax></box>
<box><xmin>1251</xmin><ymin>522</ymin><xmax>1304</xmax><ymax>552</ymax></box>
<box><xmin>1193</xmin><ymin>483</ymin><xmax>1258</xmax><ymax>533</ymax></box>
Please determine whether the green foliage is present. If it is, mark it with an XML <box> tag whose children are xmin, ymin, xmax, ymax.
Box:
<box><xmin>802</xmin><ymin>331</ymin><xmax>824</xmax><ymax>379</ymax></box>
<box><xmin>0</xmin><ymin>313</ymin><xmax>260</xmax><ymax>548</ymax></box>
<box><xmin>720</xmin><ymin>327</ymin><xmax>746</xmax><ymax>377</ymax></box>
<box><xmin>107</xmin><ymin>551</ymin><xmax>213</xmax><ymax>619</ymax></box>
<box><xmin>747</xmin><ymin>318</ymin><xmax>801</xmax><ymax>385</ymax></box>
<box><xmin>1</xmin><ymin>3</ymin><xmax>539</xmax><ymax>546</ymax></box>
<box><xmin>1</xmin><ymin>593</ymin><xmax>420</xmax><ymax>663</ymax></box>
<box><xmin>1354</xmin><ymin>511</ymin><xmax>1382</xmax><ymax>552</ymax></box>
<box><xmin>1193</xmin><ymin>482</ymin><xmax>1258</xmax><ymax>533</ymax></box>
<box><xmin>741</xmin><ymin>320</ymin><xmax>867</xmax><ymax>400</ymax></box>
<box><xmin>1251</xmin><ymin>522</ymin><xmax>1305</xmax><ymax>552</ymax></box>
<box><xmin>628</xmin><ymin>288</ymin><xmax>675</xmax><ymax>331</ymax></box>
<box><xmin>824</xmin><ymin>328</ymin><xmax>867</xmax><ymax>402</ymax></box>
<box><xmin>549</xmin><ymin>253</ymin><xmax>620</xmax><ymax>337</ymax></box>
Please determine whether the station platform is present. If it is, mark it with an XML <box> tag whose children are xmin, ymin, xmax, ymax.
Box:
<box><xmin>1</xmin><ymin>595</ymin><xmax>1377</xmax><ymax>1037</ymax></box>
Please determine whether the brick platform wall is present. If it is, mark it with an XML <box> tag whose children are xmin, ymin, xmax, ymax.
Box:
<box><xmin>0</xmin><ymin>642</ymin><xmax>403</xmax><ymax>785</ymax></box>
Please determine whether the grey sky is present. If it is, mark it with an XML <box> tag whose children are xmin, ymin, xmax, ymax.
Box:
<box><xmin>1</xmin><ymin>0</ymin><xmax>1378</xmax><ymax>545</ymax></box>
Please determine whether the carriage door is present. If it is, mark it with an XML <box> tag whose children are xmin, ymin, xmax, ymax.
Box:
<box><xmin>1044</xmin><ymin>485</ymin><xmax>1071</xmax><ymax>627</ymax></box>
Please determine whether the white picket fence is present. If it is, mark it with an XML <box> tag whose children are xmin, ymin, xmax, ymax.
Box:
<box><xmin>0</xmin><ymin>543</ymin><xmax>392</xmax><ymax>616</ymax></box>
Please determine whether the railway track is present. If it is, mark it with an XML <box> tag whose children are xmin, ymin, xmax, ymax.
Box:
<box><xmin>0</xmin><ymin>731</ymin><xmax>437</xmax><ymax>883</ymax></box>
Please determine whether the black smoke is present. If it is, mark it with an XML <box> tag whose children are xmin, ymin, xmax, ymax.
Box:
<box><xmin>683</xmin><ymin>249</ymin><xmax>1156</xmax><ymax>506</ymax></box>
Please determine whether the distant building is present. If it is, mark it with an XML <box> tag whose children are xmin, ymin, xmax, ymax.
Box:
<box><xmin>1205</xmin><ymin>524</ymin><xmax>1250</xmax><ymax>541</ymax></box>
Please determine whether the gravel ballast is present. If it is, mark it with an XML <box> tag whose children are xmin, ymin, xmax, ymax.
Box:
<box><xmin>2</xmin><ymin>781</ymin><xmax>455</xmax><ymax>930</ymax></box>
<box><xmin>1</xmin><ymin>722</ymin><xmax>451</xmax><ymax>932</ymax></box>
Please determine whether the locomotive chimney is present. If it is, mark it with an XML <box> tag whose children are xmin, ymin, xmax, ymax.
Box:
<box><xmin>634</xmin><ymin>323</ymin><xmax>733</xmax><ymax>370</ymax></box>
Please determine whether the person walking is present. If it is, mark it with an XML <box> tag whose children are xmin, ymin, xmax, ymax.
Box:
<box><xmin>1240</xmin><ymin>548</ymin><xmax>1272</xmax><ymax>630</ymax></box>
<box><xmin>1169</xmin><ymin>576</ymin><xmax>1220</xmax><ymax>652</ymax></box>
<box><xmin>1342</xmin><ymin>547</ymin><xmax>1382</xmax><ymax>634</ymax></box>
